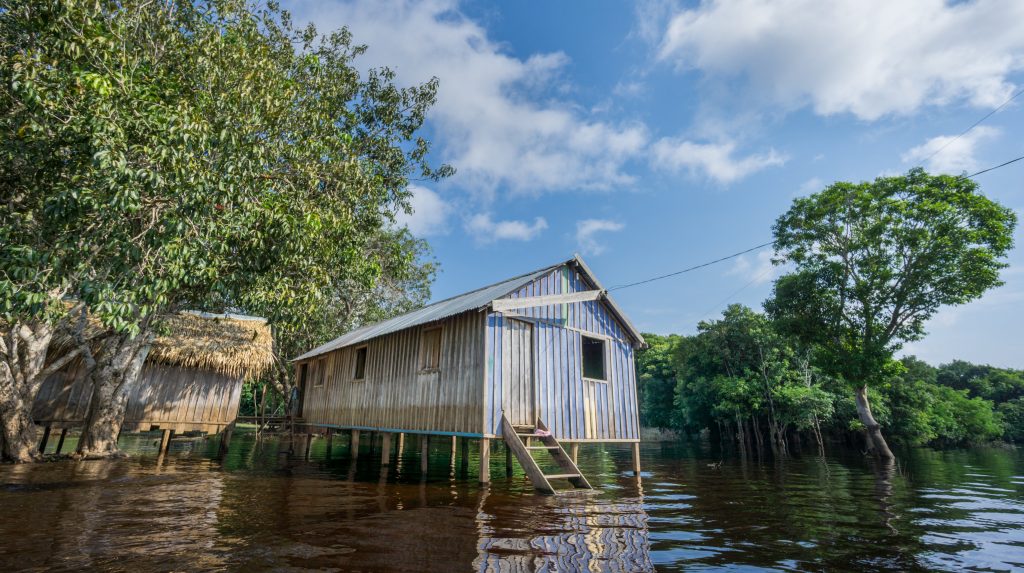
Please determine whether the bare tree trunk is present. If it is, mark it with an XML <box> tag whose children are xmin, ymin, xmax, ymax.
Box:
<box><xmin>76</xmin><ymin>330</ymin><xmax>154</xmax><ymax>459</ymax></box>
<box><xmin>855</xmin><ymin>384</ymin><xmax>895</xmax><ymax>459</ymax></box>
<box><xmin>0</xmin><ymin>319</ymin><xmax>83</xmax><ymax>463</ymax></box>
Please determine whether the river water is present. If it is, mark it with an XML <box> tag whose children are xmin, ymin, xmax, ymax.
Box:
<box><xmin>0</xmin><ymin>432</ymin><xmax>1022</xmax><ymax>572</ymax></box>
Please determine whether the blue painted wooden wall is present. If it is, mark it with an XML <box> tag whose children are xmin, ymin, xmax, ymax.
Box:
<box><xmin>484</xmin><ymin>264</ymin><xmax>641</xmax><ymax>441</ymax></box>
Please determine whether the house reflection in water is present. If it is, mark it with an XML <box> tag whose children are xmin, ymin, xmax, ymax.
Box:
<box><xmin>475</xmin><ymin>493</ymin><xmax>653</xmax><ymax>572</ymax></box>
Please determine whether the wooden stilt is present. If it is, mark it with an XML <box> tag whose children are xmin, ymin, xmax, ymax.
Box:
<box><xmin>218</xmin><ymin>422</ymin><xmax>235</xmax><ymax>459</ymax></box>
<box><xmin>158</xmin><ymin>429</ymin><xmax>173</xmax><ymax>455</ymax></box>
<box><xmin>570</xmin><ymin>442</ymin><xmax>580</xmax><ymax>465</ymax></box>
<box><xmin>631</xmin><ymin>442</ymin><xmax>641</xmax><ymax>476</ymax></box>
<box><xmin>451</xmin><ymin>435</ymin><xmax>457</xmax><ymax>456</ymax></box>
<box><xmin>325</xmin><ymin>430</ymin><xmax>333</xmax><ymax>459</ymax></box>
<box><xmin>505</xmin><ymin>442</ymin><xmax>513</xmax><ymax>477</ymax></box>
<box><xmin>38</xmin><ymin>426</ymin><xmax>52</xmax><ymax>454</ymax></box>
<box><xmin>397</xmin><ymin>433</ymin><xmax>405</xmax><ymax>458</ymax></box>
<box><xmin>459</xmin><ymin>437</ymin><xmax>469</xmax><ymax>474</ymax></box>
<box><xmin>304</xmin><ymin>434</ymin><xmax>313</xmax><ymax>459</ymax></box>
<box><xmin>55</xmin><ymin>428</ymin><xmax>68</xmax><ymax>455</ymax></box>
<box><xmin>381</xmin><ymin>433</ymin><xmax>392</xmax><ymax>466</ymax></box>
<box><xmin>368</xmin><ymin>432</ymin><xmax>376</xmax><ymax>457</ymax></box>
<box><xmin>479</xmin><ymin>438</ymin><xmax>491</xmax><ymax>483</ymax></box>
<box><xmin>351</xmin><ymin>429</ymin><xmax>360</xmax><ymax>457</ymax></box>
<box><xmin>420</xmin><ymin>435</ymin><xmax>429</xmax><ymax>474</ymax></box>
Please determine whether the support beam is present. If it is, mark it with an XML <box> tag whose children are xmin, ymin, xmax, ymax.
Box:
<box><xmin>631</xmin><ymin>442</ymin><xmax>641</xmax><ymax>476</ymax></box>
<box><xmin>304</xmin><ymin>434</ymin><xmax>313</xmax><ymax>460</ymax></box>
<box><xmin>350</xmin><ymin>429</ymin><xmax>360</xmax><ymax>457</ymax></box>
<box><xmin>479</xmin><ymin>438</ymin><xmax>491</xmax><ymax>483</ymax></box>
<box><xmin>54</xmin><ymin>428</ymin><xmax>68</xmax><ymax>455</ymax></box>
<box><xmin>420</xmin><ymin>435</ymin><xmax>429</xmax><ymax>474</ymax></box>
<box><xmin>397</xmin><ymin>432</ymin><xmax>405</xmax><ymax>458</ymax></box>
<box><xmin>570</xmin><ymin>443</ymin><xmax>579</xmax><ymax>465</ymax></box>
<box><xmin>491</xmin><ymin>290</ymin><xmax>603</xmax><ymax>312</ymax></box>
<box><xmin>158</xmin><ymin>429</ymin><xmax>174</xmax><ymax>455</ymax></box>
<box><xmin>381</xmin><ymin>432</ymin><xmax>392</xmax><ymax>466</ymax></box>
<box><xmin>325</xmin><ymin>430</ymin><xmax>333</xmax><ymax>459</ymax></box>
<box><xmin>38</xmin><ymin>426</ymin><xmax>52</xmax><ymax>454</ymax></box>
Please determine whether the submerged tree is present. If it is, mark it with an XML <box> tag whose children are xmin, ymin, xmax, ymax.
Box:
<box><xmin>768</xmin><ymin>169</ymin><xmax>1016</xmax><ymax>458</ymax></box>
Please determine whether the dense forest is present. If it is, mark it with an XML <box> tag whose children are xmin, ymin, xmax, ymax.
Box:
<box><xmin>637</xmin><ymin>308</ymin><xmax>1024</xmax><ymax>452</ymax></box>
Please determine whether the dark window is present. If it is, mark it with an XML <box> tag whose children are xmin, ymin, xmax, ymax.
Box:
<box><xmin>353</xmin><ymin>346</ymin><xmax>368</xmax><ymax>380</ymax></box>
<box><xmin>582</xmin><ymin>336</ymin><xmax>606</xmax><ymax>380</ymax></box>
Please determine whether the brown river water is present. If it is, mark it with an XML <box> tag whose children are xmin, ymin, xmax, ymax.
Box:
<box><xmin>0</xmin><ymin>431</ymin><xmax>1022</xmax><ymax>572</ymax></box>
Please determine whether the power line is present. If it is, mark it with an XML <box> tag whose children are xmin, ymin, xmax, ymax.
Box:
<box><xmin>921</xmin><ymin>87</ymin><xmax>1024</xmax><ymax>166</ymax></box>
<box><xmin>963</xmin><ymin>153</ymin><xmax>1024</xmax><ymax>179</ymax></box>
<box><xmin>608</xmin><ymin>152</ymin><xmax>1024</xmax><ymax>293</ymax></box>
<box><xmin>607</xmin><ymin>241</ymin><xmax>775</xmax><ymax>291</ymax></box>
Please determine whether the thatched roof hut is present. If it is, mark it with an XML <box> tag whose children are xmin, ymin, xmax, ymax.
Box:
<box><xmin>34</xmin><ymin>311</ymin><xmax>274</xmax><ymax>434</ymax></box>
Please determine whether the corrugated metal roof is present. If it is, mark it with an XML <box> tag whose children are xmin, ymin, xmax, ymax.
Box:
<box><xmin>292</xmin><ymin>262</ymin><xmax>563</xmax><ymax>361</ymax></box>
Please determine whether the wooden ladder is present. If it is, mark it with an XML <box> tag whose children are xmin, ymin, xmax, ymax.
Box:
<box><xmin>501</xmin><ymin>414</ymin><xmax>592</xmax><ymax>494</ymax></box>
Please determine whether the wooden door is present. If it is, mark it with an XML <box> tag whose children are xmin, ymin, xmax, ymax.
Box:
<box><xmin>503</xmin><ymin>318</ymin><xmax>536</xmax><ymax>426</ymax></box>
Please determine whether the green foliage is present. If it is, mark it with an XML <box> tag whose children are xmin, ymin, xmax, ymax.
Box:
<box><xmin>636</xmin><ymin>333</ymin><xmax>681</xmax><ymax>429</ymax></box>
<box><xmin>768</xmin><ymin>169</ymin><xmax>1016</xmax><ymax>388</ymax></box>
<box><xmin>2</xmin><ymin>0</ymin><xmax>447</xmax><ymax>348</ymax></box>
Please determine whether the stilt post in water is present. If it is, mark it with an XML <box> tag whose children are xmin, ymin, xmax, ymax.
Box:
<box><xmin>38</xmin><ymin>426</ymin><xmax>52</xmax><ymax>454</ymax></box>
<box><xmin>55</xmin><ymin>428</ymin><xmax>68</xmax><ymax>455</ymax></box>
<box><xmin>570</xmin><ymin>442</ymin><xmax>579</xmax><ymax>465</ymax></box>
<box><xmin>218</xmin><ymin>422</ymin><xmax>236</xmax><ymax>458</ymax></box>
<box><xmin>479</xmin><ymin>438</ymin><xmax>491</xmax><ymax>483</ymax></box>
<box><xmin>505</xmin><ymin>442</ymin><xmax>513</xmax><ymax>477</ymax></box>
<box><xmin>631</xmin><ymin>442</ymin><xmax>641</xmax><ymax>476</ymax></box>
<box><xmin>381</xmin><ymin>432</ymin><xmax>392</xmax><ymax>466</ymax></box>
<box><xmin>158</xmin><ymin>429</ymin><xmax>174</xmax><ymax>455</ymax></box>
<box><xmin>351</xmin><ymin>429</ymin><xmax>360</xmax><ymax>457</ymax></box>
<box><xmin>420</xmin><ymin>435</ymin><xmax>429</xmax><ymax>474</ymax></box>
<box><xmin>459</xmin><ymin>437</ymin><xmax>469</xmax><ymax>475</ymax></box>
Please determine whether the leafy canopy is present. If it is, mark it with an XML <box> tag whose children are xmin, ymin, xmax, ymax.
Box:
<box><xmin>768</xmin><ymin>168</ymin><xmax>1016</xmax><ymax>385</ymax></box>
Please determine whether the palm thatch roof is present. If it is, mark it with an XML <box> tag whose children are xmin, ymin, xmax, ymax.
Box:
<box><xmin>51</xmin><ymin>310</ymin><xmax>275</xmax><ymax>379</ymax></box>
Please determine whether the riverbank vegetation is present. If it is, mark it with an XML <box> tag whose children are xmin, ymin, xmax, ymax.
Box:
<box><xmin>0</xmin><ymin>0</ymin><xmax>445</xmax><ymax>461</ymax></box>
<box><xmin>639</xmin><ymin>169</ymin><xmax>1018</xmax><ymax>456</ymax></box>
<box><xmin>639</xmin><ymin>323</ymin><xmax>1023</xmax><ymax>451</ymax></box>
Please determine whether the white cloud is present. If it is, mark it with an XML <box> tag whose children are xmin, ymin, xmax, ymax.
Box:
<box><xmin>655</xmin><ymin>0</ymin><xmax>1024</xmax><ymax>120</ymax></box>
<box><xmin>727</xmin><ymin>251</ymin><xmax>778</xmax><ymax>285</ymax></box>
<box><xmin>651</xmin><ymin>138</ymin><xmax>786</xmax><ymax>183</ymax></box>
<box><xmin>465</xmin><ymin>213</ymin><xmax>548</xmax><ymax>243</ymax></box>
<box><xmin>285</xmin><ymin>0</ymin><xmax>648</xmax><ymax>196</ymax></box>
<box><xmin>575</xmin><ymin>219</ymin><xmax>625</xmax><ymax>255</ymax></box>
<box><xmin>901</xmin><ymin>126</ymin><xmax>1001</xmax><ymax>174</ymax></box>
<box><xmin>395</xmin><ymin>185</ymin><xmax>451</xmax><ymax>236</ymax></box>
<box><xmin>799</xmin><ymin>177</ymin><xmax>823</xmax><ymax>195</ymax></box>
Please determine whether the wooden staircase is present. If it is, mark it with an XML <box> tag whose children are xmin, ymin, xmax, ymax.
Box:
<box><xmin>501</xmin><ymin>414</ymin><xmax>592</xmax><ymax>494</ymax></box>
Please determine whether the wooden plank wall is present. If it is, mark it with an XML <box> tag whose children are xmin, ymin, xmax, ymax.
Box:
<box><xmin>298</xmin><ymin>310</ymin><xmax>486</xmax><ymax>435</ymax></box>
<box><xmin>33</xmin><ymin>363</ymin><xmax>243</xmax><ymax>433</ymax></box>
<box><xmin>484</xmin><ymin>264</ymin><xmax>641</xmax><ymax>441</ymax></box>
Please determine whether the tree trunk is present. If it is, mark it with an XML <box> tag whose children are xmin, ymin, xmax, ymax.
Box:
<box><xmin>0</xmin><ymin>321</ymin><xmax>58</xmax><ymax>463</ymax></box>
<box><xmin>76</xmin><ymin>330</ymin><xmax>153</xmax><ymax>459</ymax></box>
<box><xmin>855</xmin><ymin>384</ymin><xmax>895</xmax><ymax>459</ymax></box>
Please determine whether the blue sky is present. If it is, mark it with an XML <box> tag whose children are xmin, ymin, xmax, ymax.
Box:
<box><xmin>283</xmin><ymin>0</ymin><xmax>1024</xmax><ymax>368</ymax></box>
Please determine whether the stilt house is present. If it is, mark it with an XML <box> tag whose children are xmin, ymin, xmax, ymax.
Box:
<box><xmin>293</xmin><ymin>256</ymin><xmax>645</xmax><ymax>492</ymax></box>
<box><xmin>34</xmin><ymin>312</ymin><xmax>274</xmax><ymax>438</ymax></box>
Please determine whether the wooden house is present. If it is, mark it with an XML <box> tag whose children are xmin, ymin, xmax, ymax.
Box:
<box><xmin>33</xmin><ymin>311</ymin><xmax>274</xmax><ymax>452</ymax></box>
<box><xmin>293</xmin><ymin>256</ymin><xmax>645</xmax><ymax>492</ymax></box>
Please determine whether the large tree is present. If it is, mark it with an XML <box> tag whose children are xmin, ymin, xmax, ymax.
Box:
<box><xmin>1</xmin><ymin>0</ymin><xmax>449</xmax><ymax>459</ymax></box>
<box><xmin>767</xmin><ymin>169</ymin><xmax>1016</xmax><ymax>458</ymax></box>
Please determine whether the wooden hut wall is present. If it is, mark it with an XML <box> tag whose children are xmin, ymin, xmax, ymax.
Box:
<box><xmin>298</xmin><ymin>310</ymin><xmax>486</xmax><ymax>435</ymax></box>
<box><xmin>484</xmin><ymin>265</ymin><xmax>641</xmax><ymax>441</ymax></box>
<box><xmin>122</xmin><ymin>364</ymin><xmax>243</xmax><ymax>433</ymax></box>
<box><xmin>33</xmin><ymin>363</ymin><xmax>243</xmax><ymax>433</ymax></box>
